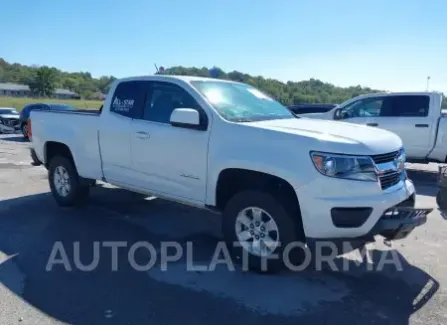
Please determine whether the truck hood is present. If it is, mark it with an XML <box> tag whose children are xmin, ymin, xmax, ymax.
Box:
<box><xmin>0</xmin><ymin>114</ymin><xmax>19</xmax><ymax>119</ymax></box>
<box><xmin>245</xmin><ymin>118</ymin><xmax>402</xmax><ymax>155</ymax></box>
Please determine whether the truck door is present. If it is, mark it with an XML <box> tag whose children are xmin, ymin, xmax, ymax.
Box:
<box><xmin>130</xmin><ymin>81</ymin><xmax>210</xmax><ymax>204</ymax></box>
<box><xmin>372</xmin><ymin>95</ymin><xmax>433</xmax><ymax>159</ymax></box>
<box><xmin>99</xmin><ymin>81</ymin><xmax>147</xmax><ymax>184</ymax></box>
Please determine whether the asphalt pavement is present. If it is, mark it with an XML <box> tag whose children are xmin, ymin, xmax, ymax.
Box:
<box><xmin>1</xmin><ymin>134</ymin><xmax>447</xmax><ymax>325</ymax></box>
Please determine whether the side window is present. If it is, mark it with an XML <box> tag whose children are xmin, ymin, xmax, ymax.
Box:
<box><xmin>142</xmin><ymin>82</ymin><xmax>201</xmax><ymax>124</ymax></box>
<box><xmin>380</xmin><ymin>95</ymin><xmax>429</xmax><ymax>117</ymax></box>
<box><xmin>358</xmin><ymin>98</ymin><xmax>383</xmax><ymax>117</ymax></box>
<box><xmin>339</xmin><ymin>98</ymin><xmax>383</xmax><ymax>119</ymax></box>
<box><xmin>110</xmin><ymin>81</ymin><xmax>146</xmax><ymax>118</ymax></box>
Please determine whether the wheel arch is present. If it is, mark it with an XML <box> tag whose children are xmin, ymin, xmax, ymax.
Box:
<box><xmin>44</xmin><ymin>141</ymin><xmax>76</xmax><ymax>168</ymax></box>
<box><xmin>213</xmin><ymin>167</ymin><xmax>305</xmax><ymax>238</ymax></box>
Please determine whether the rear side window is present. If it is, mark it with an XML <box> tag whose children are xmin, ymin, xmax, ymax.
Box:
<box><xmin>110</xmin><ymin>81</ymin><xmax>147</xmax><ymax>118</ymax></box>
<box><xmin>381</xmin><ymin>95</ymin><xmax>429</xmax><ymax>117</ymax></box>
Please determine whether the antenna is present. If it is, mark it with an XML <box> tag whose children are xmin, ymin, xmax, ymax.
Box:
<box><xmin>154</xmin><ymin>63</ymin><xmax>159</xmax><ymax>74</ymax></box>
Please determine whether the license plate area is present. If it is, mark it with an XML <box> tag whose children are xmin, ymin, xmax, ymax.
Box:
<box><xmin>381</xmin><ymin>207</ymin><xmax>432</xmax><ymax>240</ymax></box>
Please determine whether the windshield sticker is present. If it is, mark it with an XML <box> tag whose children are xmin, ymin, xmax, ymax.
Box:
<box><xmin>112</xmin><ymin>97</ymin><xmax>134</xmax><ymax>112</ymax></box>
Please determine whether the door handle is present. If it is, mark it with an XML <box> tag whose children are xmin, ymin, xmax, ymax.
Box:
<box><xmin>366</xmin><ymin>123</ymin><xmax>378</xmax><ymax>127</ymax></box>
<box><xmin>136</xmin><ymin>131</ymin><xmax>150</xmax><ymax>139</ymax></box>
<box><xmin>415</xmin><ymin>124</ymin><xmax>429</xmax><ymax>128</ymax></box>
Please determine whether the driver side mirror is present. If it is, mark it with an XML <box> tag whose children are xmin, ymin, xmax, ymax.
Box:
<box><xmin>333</xmin><ymin>108</ymin><xmax>343</xmax><ymax>120</ymax></box>
<box><xmin>170</xmin><ymin>108</ymin><xmax>206</xmax><ymax>130</ymax></box>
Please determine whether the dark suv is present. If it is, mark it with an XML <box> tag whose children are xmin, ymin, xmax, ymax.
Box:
<box><xmin>20</xmin><ymin>103</ymin><xmax>75</xmax><ymax>139</ymax></box>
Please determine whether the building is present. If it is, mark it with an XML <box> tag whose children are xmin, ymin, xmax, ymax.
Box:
<box><xmin>0</xmin><ymin>83</ymin><xmax>30</xmax><ymax>97</ymax></box>
<box><xmin>0</xmin><ymin>83</ymin><xmax>80</xmax><ymax>99</ymax></box>
<box><xmin>53</xmin><ymin>88</ymin><xmax>81</xmax><ymax>100</ymax></box>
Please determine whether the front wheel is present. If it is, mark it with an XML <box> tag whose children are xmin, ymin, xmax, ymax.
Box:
<box><xmin>222</xmin><ymin>190</ymin><xmax>305</xmax><ymax>273</ymax></box>
<box><xmin>49</xmin><ymin>156</ymin><xmax>90</xmax><ymax>207</ymax></box>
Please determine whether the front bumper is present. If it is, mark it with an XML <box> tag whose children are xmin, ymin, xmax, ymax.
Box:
<box><xmin>0</xmin><ymin>123</ymin><xmax>20</xmax><ymax>133</ymax></box>
<box><xmin>368</xmin><ymin>204</ymin><xmax>431</xmax><ymax>241</ymax></box>
<box><xmin>296</xmin><ymin>176</ymin><xmax>424</xmax><ymax>239</ymax></box>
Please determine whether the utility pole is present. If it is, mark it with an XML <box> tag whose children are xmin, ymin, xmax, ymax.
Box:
<box><xmin>426</xmin><ymin>76</ymin><xmax>431</xmax><ymax>91</ymax></box>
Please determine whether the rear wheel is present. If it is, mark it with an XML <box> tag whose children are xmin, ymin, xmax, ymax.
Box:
<box><xmin>437</xmin><ymin>189</ymin><xmax>447</xmax><ymax>210</ymax></box>
<box><xmin>30</xmin><ymin>149</ymin><xmax>42</xmax><ymax>166</ymax></box>
<box><xmin>49</xmin><ymin>156</ymin><xmax>90</xmax><ymax>207</ymax></box>
<box><xmin>22</xmin><ymin>123</ymin><xmax>28</xmax><ymax>139</ymax></box>
<box><xmin>222</xmin><ymin>190</ymin><xmax>305</xmax><ymax>273</ymax></box>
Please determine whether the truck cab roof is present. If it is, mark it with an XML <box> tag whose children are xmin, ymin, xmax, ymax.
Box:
<box><xmin>115</xmin><ymin>75</ymin><xmax>243</xmax><ymax>85</ymax></box>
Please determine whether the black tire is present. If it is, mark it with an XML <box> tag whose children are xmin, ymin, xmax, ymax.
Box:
<box><xmin>436</xmin><ymin>190</ymin><xmax>447</xmax><ymax>210</ymax></box>
<box><xmin>22</xmin><ymin>123</ymin><xmax>29</xmax><ymax>139</ymax></box>
<box><xmin>222</xmin><ymin>190</ymin><xmax>305</xmax><ymax>273</ymax></box>
<box><xmin>30</xmin><ymin>149</ymin><xmax>42</xmax><ymax>166</ymax></box>
<box><xmin>49</xmin><ymin>156</ymin><xmax>90</xmax><ymax>207</ymax></box>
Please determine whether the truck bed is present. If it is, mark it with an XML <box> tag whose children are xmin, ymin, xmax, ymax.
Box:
<box><xmin>37</xmin><ymin>108</ymin><xmax>101</xmax><ymax>115</ymax></box>
<box><xmin>30</xmin><ymin>109</ymin><xmax>103</xmax><ymax>180</ymax></box>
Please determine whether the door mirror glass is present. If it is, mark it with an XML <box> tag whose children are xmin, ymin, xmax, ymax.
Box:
<box><xmin>334</xmin><ymin>108</ymin><xmax>342</xmax><ymax>120</ymax></box>
<box><xmin>170</xmin><ymin>108</ymin><xmax>202</xmax><ymax>129</ymax></box>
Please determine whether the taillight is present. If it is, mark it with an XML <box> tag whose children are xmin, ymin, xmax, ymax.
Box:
<box><xmin>27</xmin><ymin>119</ymin><xmax>32</xmax><ymax>140</ymax></box>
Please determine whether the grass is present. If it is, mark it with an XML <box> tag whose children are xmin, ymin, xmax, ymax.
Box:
<box><xmin>0</xmin><ymin>97</ymin><xmax>103</xmax><ymax>111</ymax></box>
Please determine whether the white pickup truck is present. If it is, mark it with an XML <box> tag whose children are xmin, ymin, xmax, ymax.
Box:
<box><xmin>304</xmin><ymin>92</ymin><xmax>446</xmax><ymax>162</ymax></box>
<box><xmin>29</xmin><ymin>76</ymin><xmax>431</xmax><ymax>272</ymax></box>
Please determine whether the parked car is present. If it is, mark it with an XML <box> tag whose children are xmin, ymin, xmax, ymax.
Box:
<box><xmin>0</xmin><ymin>107</ymin><xmax>20</xmax><ymax>134</ymax></box>
<box><xmin>304</xmin><ymin>92</ymin><xmax>445</xmax><ymax>162</ymax></box>
<box><xmin>287</xmin><ymin>104</ymin><xmax>337</xmax><ymax>115</ymax></box>
<box><xmin>20</xmin><ymin>103</ymin><xmax>75</xmax><ymax>139</ymax></box>
<box><xmin>29</xmin><ymin>76</ymin><xmax>431</xmax><ymax>272</ymax></box>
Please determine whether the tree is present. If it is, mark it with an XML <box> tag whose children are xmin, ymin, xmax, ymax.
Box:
<box><xmin>0</xmin><ymin>58</ymin><xmax>120</xmax><ymax>99</ymax></box>
<box><xmin>164</xmin><ymin>66</ymin><xmax>382</xmax><ymax>105</ymax></box>
<box><xmin>4</xmin><ymin>57</ymin><xmax>443</xmax><ymax>105</ymax></box>
<box><xmin>97</xmin><ymin>76</ymin><xmax>116</xmax><ymax>94</ymax></box>
<box><xmin>62</xmin><ymin>77</ymin><xmax>79</xmax><ymax>91</ymax></box>
<box><xmin>28</xmin><ymin>66</ymin><xmax>57</xmax><ymax>97</ymax></box>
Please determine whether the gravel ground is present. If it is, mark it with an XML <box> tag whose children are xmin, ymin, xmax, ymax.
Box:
<box><xmin>1</xmin><ymin>134</ymin><xmax>447</xmax><ymax>325</ymax></box>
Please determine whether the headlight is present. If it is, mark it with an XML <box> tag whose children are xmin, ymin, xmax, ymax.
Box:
<box><xmin>397</xmin><ymin>148</ymin><xmax>406</xmax><ymax>170</ymax></box>
<box><xmin>310</xmin><ymin>152</ymin><xmax>377</xmax><ymax>181</ymax></box>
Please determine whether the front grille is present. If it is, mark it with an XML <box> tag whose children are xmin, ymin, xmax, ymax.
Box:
<box><xmin>379</xmin><ymin>171</ymin><xmax>401</xmax><ymax>190</ymax></box>
<box><xmin>3</xmin><ymin>118</ymin><xmax>19</xmax><ymax>126</ymax></box>
<box><xmin>370</xmin><ymin>150</ymin><xmax>399</xmax><ymax>164</ymax></box>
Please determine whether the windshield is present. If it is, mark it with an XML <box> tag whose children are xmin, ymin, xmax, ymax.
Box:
<box><xmin>0</xmin><ymin>108</ymin><xmax>19</xmax><ymax>115</ymax></box>
<box><xmin>191</xmin><ymin>80</ymin><xmax>294</xmax><ymax>122</ymax></box>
